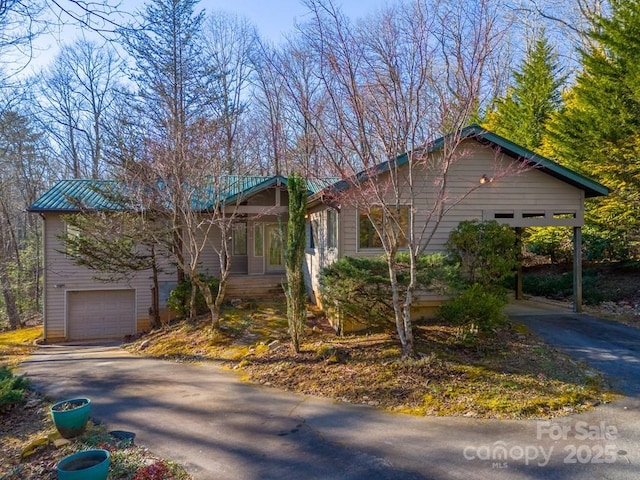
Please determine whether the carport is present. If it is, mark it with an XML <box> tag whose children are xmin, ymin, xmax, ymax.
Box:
<box><xmin>478</xmin><ymin>134</ymin><xmax>610</xmax><ymax>312</ymax></box>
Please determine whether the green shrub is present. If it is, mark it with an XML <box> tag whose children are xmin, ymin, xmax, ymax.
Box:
<box><xmin>446</xmin><ymin>220</ymin><xmax>518</xmax><ymax>291</ymax></box>
<box><xmin>582</xmin><ymin>227</ymin><xmax>630</xmax><ymax>262</ymax></box>
<box><xmin>167</xmin><ymin>275</ymin><xmax>219</xmax><ymax>319</ymax></box>
<box><xmin>526</xmin><ymin>227</ymin><xmax>573</xmax><ymax>264</ymax></box>
<box><xmin>319</xmin><ymin>254</ymin><xmax>455</xmax><ymax>331</ymax></box>
<box><xmin>0</xmin><ymin>366</ymin><xmax>28</xmax><ymax>409</ymax></box>
<box><xmin>526</xmin><ymin>226</ymin><xmax>630</xmax><ymax>264</ymax></box>
<box><xmin>522</xmin><ymin>269</ymin><xmax>603</xmax><ymax>304</ymax></box>
<box><xmin>438</xmin><ymin>284</ymin><xmax>508</xmax><ymax>334</ymax></box>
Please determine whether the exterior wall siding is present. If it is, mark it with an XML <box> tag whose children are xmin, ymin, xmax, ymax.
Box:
<box><xmin>306</xmin><ymin>140</ymin><xmax>586</xmax><ymax>308</ymax></box>
<box><xmin>42</xmin><ymin>214</ymin><xmax>175</xmax><ymax>341</ymax></box>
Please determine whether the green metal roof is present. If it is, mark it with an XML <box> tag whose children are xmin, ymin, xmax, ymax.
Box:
<box><xmin>28</xmin><ymin>180</ymin><xmax>125</xmax><ymax>212</ymax></box>
<box><xmin>29</xmin><ymin>175</ymin><xmax>341</xmax><ymax>213</ymax></box>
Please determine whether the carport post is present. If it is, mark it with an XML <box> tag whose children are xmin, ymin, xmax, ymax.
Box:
<box><xmin>573</xmin><ymin>226</ymin><xmax>582</xmax><ymax>313</ymax></box>
<box><xmin>515</xmin><ymin>227</ymin><xmax>523</xmax><ymax>300</ymax></box>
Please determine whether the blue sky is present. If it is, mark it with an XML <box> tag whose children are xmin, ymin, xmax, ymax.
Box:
<box><xmin>206</xmin><ymin>0</ymin><xmax>386</xmax><ymax>41</ymax></box>
<box><xmin>25</xmin><ymin>0</ymin><xmax>385</xmax><ymax>74</ymax></box>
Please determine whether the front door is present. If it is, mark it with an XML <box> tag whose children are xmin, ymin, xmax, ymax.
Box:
<box><xmin>266</xmin><ymin>224</ymin><xmax>285</xmax><ymax>272</ymax></box>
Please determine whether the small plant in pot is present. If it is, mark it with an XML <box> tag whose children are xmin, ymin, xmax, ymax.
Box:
<box><xmin>56</xmin><ymin>449</ymin><xmax>110</xmax><ymax>480</ymax></box>
<box><xmin>50</xmin><ymin>397</ymin><xmax>91</xmax><ymax>438</ymax></box>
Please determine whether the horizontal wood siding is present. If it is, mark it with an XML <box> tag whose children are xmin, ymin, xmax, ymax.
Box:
<box><xmin>340</xmin><ymin>140</ymin><xmax>584</xmax><ymax>258</ymax></box>
<box><xmin>43</xmin><ymin>214</ymin><xmax>175</xmax><ymax>341</ymax></box>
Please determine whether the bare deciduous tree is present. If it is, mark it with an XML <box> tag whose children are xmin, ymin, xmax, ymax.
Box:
<box><xmin>0</xmin><ymin>109</ymin><xmax>47</xmax><ymax>328</ymax></box>
<box><xmin>281</xmin><ymin>0</ymin><xmax>513</xmax><ymax>357</ymax></box>
<box><xmin>37</xmin><ymin>38</ymin><xmax>120</xmax><ymax>178</ymax></box>
<box><xmin>202</xmin><ymin>10</ymin><xmax>257</xmax><ymax>173</ymax></box>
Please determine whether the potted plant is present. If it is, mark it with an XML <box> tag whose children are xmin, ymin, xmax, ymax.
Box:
<box><xmin>50</xmin><ymin>398</ymin><xmax>91</xmax><ymax>438</ymax></box>
<box><xmin>56</xmin><ymin>449</ymin><xmax>110</xmax><ymax>480</ymax></box>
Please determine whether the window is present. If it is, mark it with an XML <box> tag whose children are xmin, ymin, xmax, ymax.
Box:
<box><xmin>307</xmin><ymin>218</ymin><xmax>315</xmax><ymax>249</ymax></box>
<box><xmin>327</xmin><ymin>209</ymin><xmax>337</xmax><ymax>249</ymax></box>
<box><xmin>65</xmin><ymin>223</ymin><xmax>82</xmax><ymax>256</ymax></box>
<box><xmin>358</xmin><ymin>206</ymin><xmax>409</xmax><ymax>250</ymax></box>
<box><xmin>233</xmin><ymin>222</ymin><xmax>247</xmax><ymax>255</ymax></box>
<box><xmin>254</xmin><ymin>223</ymin><xmax>263</xmax><ymax>257</ymax></box>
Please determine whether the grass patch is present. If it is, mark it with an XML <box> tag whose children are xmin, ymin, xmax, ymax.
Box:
<box><xmin>126</xmin><ymin>303</ymin><xmax>617</xmax><ymax>420</ymax></box>
<box><xmin>0</xmin><ymin>326</ymin><xmax>42</xmax><ymax>367</ymax></box>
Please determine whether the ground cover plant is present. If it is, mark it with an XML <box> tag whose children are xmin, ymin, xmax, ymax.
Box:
<box><xmin>127</xmin><ymin>302</ymin><xmax>616</xmax><ymax>419</ymax></box>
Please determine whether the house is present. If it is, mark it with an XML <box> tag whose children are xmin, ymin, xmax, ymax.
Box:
<box><xmin>28</xmin><ymin>175</ymin><xmax>319</xmax><ymax>342</ymax></box>
<box><xmin>29</xmin><ymin>125</ymin><xmax>608</xmax><ymax>342</ymax></box>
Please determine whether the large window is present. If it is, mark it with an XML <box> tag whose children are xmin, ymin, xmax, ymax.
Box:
<box><xmin>233</xmin><ymin>222</ymin><xmax>247</xmax><ymax>255</ymax></box>
<box><xmin>358</xmin><ymin>206</ymin><xmax>409</xmax><ymax>250</ymax></box>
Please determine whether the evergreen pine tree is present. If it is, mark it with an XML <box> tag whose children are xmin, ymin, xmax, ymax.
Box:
<box><xmin>483</xmin><ymin>32</ymin><xmax>564</xmax><ymax>152</ymax></box>
<box><xmin>285</xmin><ymin>173</ymin><xmax>307</xmax><ymax>353</ymax></box>
<box><xmin>546</xmin><ymin>1</ymin><xmax>640</xmax><ymax>257</ymax></box>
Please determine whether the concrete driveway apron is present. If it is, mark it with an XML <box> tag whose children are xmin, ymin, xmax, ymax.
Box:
<box><xmin>19</xmin><ymin>303</ymin><xmax>640</xmax><ymax>479</ymax></box>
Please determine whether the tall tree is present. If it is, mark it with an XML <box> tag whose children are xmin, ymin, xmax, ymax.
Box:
<box><xmin>289</xmin><ymin>0</ymin><xmax>508</xmax><ymax>357</ymax></box>
<box><xmin>483</xmin><ymin>31</ymin><xmax>564</xmax><ymax>151</ymax></box>
<box><xmin>119</xmin><ymin>0</ymin><xmax>250</xmax><ymax>327</ymax></box>
<box><xmin>38</xmin><ymin>39</ymin><xmax>120</xmax><ymax>178</ymax></box>
<box><xmin>285</xmin><ymin>173</ymin><xmax>307</xmax><ymax>353</ymax></box>
<box><xmin>202</xmin><ymin>11</ymin><xmax>257</xmax><ymax>173</ymax></box>
<box><xmin>546</xmin><ymin>0</ymin><xmax>640</xmax><ymax>255</ymax></box>
<box><xmin>118</xmin><ymin>0</ymin><xmax>210</xmax><ymax>286</ymax></box>
<box><xmin>0</xmin><ymin>110</ymin><xmax>47</xmax><ymax>329</ymax></box>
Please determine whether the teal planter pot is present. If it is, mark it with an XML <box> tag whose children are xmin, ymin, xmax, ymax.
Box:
<box><xmin>50</xmin><ymin>398</ymin><xmax>91</xmax><ymax>438</ymax></box>
<box><xmin>57</xmin><ymin>449</ymin><xmax>110</xmax><ymax>480</ymax></box>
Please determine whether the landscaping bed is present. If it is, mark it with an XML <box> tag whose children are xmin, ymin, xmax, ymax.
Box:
<box><xmin>128</xmin><ymin>302</ymin><xmax>617</xmax><ymax>420</ymax></box>
<box><xmin>523</xmin><ymin>262</ymin><xmax>640</xmax><ymax>328</ymax></box>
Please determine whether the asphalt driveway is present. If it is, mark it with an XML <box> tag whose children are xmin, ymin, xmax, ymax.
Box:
<box><xmin>506</xmin><ymin>299</ymin><xmax>640</xmax><ymax>396</ymax></box>
<box><xmin>18</xmin><ymin>301</ymin><xmax>640</xmax><ymax>480</ymax></box>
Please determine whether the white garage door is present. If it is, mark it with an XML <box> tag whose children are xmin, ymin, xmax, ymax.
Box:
<box><xmin>67</xmin><ymin>290</ymin><xmax>136</xmax><ymax>340</ymax></box>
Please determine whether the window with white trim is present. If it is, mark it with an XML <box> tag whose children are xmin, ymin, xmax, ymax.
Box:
<box><xmin>327</xmin><ymin>209</ymin><xmax>337</xmax><ymax>249</ymax></box>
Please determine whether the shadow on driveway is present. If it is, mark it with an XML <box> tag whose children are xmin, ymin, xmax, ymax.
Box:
<box><xmin>506</xmin><ymin>299</ymin><xmax>640</xmax><ymax>396</ymax></box>
<box><xmin>17</xmin><ymin>304</ymin><xmax>640</xmax><ymax>480</ymax></box>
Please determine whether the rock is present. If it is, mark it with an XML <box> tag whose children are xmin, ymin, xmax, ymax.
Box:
<box><xmin>53</xmin><ymin>438</ymin><xmax>71</xmax><ymax>448</ymax></box>
<box><xmin>140</xmin><ymin>340</ymin><xmax>151</xmax><ymax>350</ymax></box>
<box><xmin>25</xmin><ymin>399</ymin><xmax>41</xmax><ymax>409</ymax></box>
<box><xmin>21</xmin><ymin>437</ymin><xmax>50</xmax><ymax>458</ymax></box>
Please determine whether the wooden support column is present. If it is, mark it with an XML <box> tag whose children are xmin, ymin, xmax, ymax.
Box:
<box><xmin>573</xmin><ymin>226</ymin><xmax>582</xmax><ymax>313</ymax></box>
<box><xmin>515</xmin><ymin>227</ymin><xmax>523</xmax><ymax>300</ymax></box>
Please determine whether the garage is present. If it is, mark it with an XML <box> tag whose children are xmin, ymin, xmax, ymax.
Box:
<box><xmin>67</xmin><ymin>289</ymin><xmax>136</xmax><ymax>340</ymax></box>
